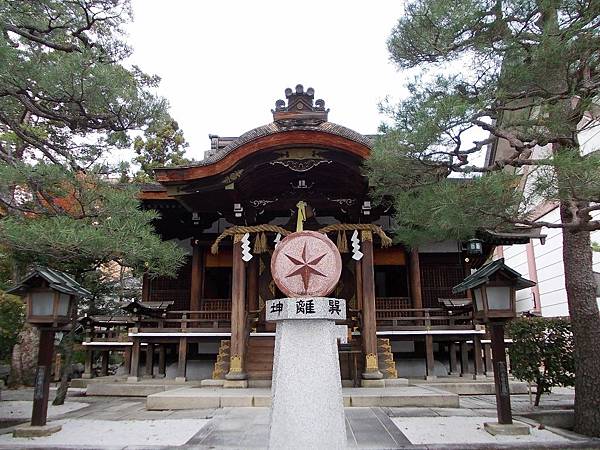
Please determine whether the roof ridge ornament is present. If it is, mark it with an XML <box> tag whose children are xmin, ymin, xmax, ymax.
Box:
<box><xmin>272</xmin><ymin>84</ymin><xmax>329</xmax><ymax>126</ymax></box>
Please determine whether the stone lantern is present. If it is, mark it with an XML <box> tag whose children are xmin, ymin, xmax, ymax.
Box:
<box><xmin>453</xmin><ymin>258</ymin><xmax>535</xmax><ymax>436</ymax></box>
<box><xmin>7</xmin><ymin>266</ymin><xmax>90</xmax><ymax>437</ymax></box>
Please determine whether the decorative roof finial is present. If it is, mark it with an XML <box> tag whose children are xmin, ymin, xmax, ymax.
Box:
<box><xmin>272</xmin><ymin>85</ymin><xmax>329</xmax><ymax>126</ymax></box>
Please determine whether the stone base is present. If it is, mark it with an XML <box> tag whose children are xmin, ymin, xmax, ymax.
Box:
<box><xmin>81</xmin><ymin>373</ymin><xmax>93</xmax><ymax>379</ymax></box>
<box><xmin>175</xmin><ymin>377</ymin><xmax>187</xmax><ymax>383</ymax></box>
<box><xmin>361</xmin><ymin>379</ymin><xmax>386</xmax><ymax>388</ymax></box>
<box><xmin>484</xmin><ymin>422</ymin><xmax>531</xmax><ymax>436</ymax></box>
<box><xmin>384</xmin><ymin>378</ymin><xmax>409</xmax><ymax>387</ymax></box>
<box><xmin>13</xmin><ymin>424</ymin><xmax>62</xmax><ymax>438</ymax></box>
<box><xmin>200</xmin><ymin>379</ymin><xmax>225</xmax><ymax>387</ymax></box>
<box><xmin>362</xmin><ymin>370</ymin><xmax>384</xmax><ymax>380</ymax></box>
<box><xmin>223</xmin><ymin>379</ymin><xmax>248</xmax><ymax>389</ymax></box>
<box><xmin>425</xmin><ymin>375</ymin><xmax>437</xmax><ymax>381</ymax></box>
<box><xmin>472</xmin><ymin>374</ymin><xmax>488</xmax><ymax>380</ymax></box>
<box><xmin>127</xmin><ymin>376</ymin><xmax>140</xmax><ymax>383</ymax></box>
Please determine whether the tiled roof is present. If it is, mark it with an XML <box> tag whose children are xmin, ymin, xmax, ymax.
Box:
<box><xmin>191</xmin><ymin>122</ymin><xmax>374</xmax><ymax>167</ymax></box>
<box><xmin>452</xmin><ymin>258</ymin><xmax>535</xmax><ymax>293</ymax></box>
<box><xmin>7</xmin><ymin>266</ymin><xmax>91</xmax><ymax>297</ymax></box>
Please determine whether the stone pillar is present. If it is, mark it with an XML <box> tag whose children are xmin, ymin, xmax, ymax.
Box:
<box><xmin>267</xmin><ymin>298</ymin><xmax>347</xmax><ymax>449</ymax></box>
<box><xmin>128</xmin><ymin>338</ymin><xmax>141</xmax><ymax>382</ymax></box>
<box><xmin>484</xmin><ymin>342</ymin><xmax>493</xmax><ymax>376</ymax></box>
<box><xmin>144</xmin><ymin>343</ymin><xmax>154</xmax><ymax>378</ymax></box>
<box><xmin>100</xmin><ymin>350</ymin><xmax>109</xmax><ymax>377</ymax></box>
<box><xmin>158</xmin><ymin>345</ymin><xmax>166</xmax><ymax>377</ymax></box>
<box><xmin>473</xmin><ymin>335</ymin><xmax>486</xmax><ymax>380</ymax></box>
<box><xmin>359</xmin><ymin>231</ymin><xmax>383</xmax><ymax>386</ymax></box>
<box><xmin>82</xmin><ymin>349</ymin><xmax>93</xmax><ymax>379</ymax></box>
<box><xmin>425</xmin><ymin>335</ymin><xmax>436</xmax><ymax>380</ymax></box>
<box><xmin>449</xmin><ymin>342</ymin><xmax>459</xmax><ymax>376</ymax></box>
<box><xmin>176</xmin><ymin>337</ymin><xmax>187</xmax><ymax>382</ymax></box>
<box><xmin>225</xmin><ymin>237</ymin><xmax>248</xmax><ymax>387</ymax></box>
<box><xmin>460</xmin><ymin>341</ymin><xmax>470</xmax><ymax>377</ymax></box>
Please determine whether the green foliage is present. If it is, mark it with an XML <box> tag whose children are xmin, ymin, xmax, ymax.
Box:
<box><xmin>0</xmin><ymin>0</ymin><xmax>186</xmax><ymax>287</ymax></box>
<box><xmin>132</xmin><ymin>116</ymin><xmax>192</xmax><ymax>182</ymax></box>
<box><xmin>369</xmin><ymin>0</ymin><xmax>600</xmax><ymax>243</ymax></box>
<box><xmin>0</xmin><ymin>291</ymin><xmax>25</xmax><ymax>362</ymax></box>
<box><xmin>507</xmin><ymin>317</ymin><xmax>575</xmax><ymax>405</ymax></box>
<box><xmin>0</xmin><ymin>163</ymin><xmax>185</xmax><ymax>278</ymax></box>
<box><xmin>0</xmin><ymin>0</ymin><xmax>167</xmax><ymax>167</ymax></box>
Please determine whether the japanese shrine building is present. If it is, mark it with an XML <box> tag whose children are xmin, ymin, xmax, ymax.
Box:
<box><xmin>83</xmin><ymin>85</ymin><xmax>536</xmax><ymax>385</ymax></box>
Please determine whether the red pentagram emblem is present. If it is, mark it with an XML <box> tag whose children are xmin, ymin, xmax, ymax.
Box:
<box><xmin>271</xmin><ymin>231</ymin><xmax>342</xmax><ymax>297</ymax></box>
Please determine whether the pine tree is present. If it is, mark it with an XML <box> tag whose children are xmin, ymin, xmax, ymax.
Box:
<box><xmin>369</xmin><ymin>0</ymin><xmax>600</xmax><ymax>435</ymax></box>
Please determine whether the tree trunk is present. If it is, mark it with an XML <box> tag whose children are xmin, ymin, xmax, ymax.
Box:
<box><xmin>52</xmin><ymin>328</ymin><xmax>75</xmax><ymax>406</ymax></box>
<box><xmin>560</xmin><ymin>206</ymin><xmax>600</xmax><ymax>436</ymax></box>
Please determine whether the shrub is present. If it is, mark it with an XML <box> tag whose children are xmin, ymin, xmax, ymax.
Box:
<box><xmin>507</xmin><ymin>316</ymin><xmax>575</xmax><ymax>406</ymax></box>
<box><xmin>0</xmin><ymin>292</ymin><xmax>26</xmax><ymax>362</ymax></box>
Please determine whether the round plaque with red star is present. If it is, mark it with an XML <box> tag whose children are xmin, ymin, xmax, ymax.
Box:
<box><xmin>270</xmin><ymin>230</ymin><xmax>342</xmax><ymax>298</ymax></box>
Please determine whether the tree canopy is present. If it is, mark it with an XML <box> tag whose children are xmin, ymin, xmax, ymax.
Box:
<box><xmin>0</xmin><ymin>0</ymin><xmax>186</xmax><ymax>285</ymax></box>
<box><xmin>369</xmin><ymin>0</ymin><xmax>600</xmax><ymax>436</ymax></box>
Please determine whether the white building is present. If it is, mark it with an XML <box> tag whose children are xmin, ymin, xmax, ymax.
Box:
<box><xmin>491</xmin><ymin>112</ymin><xmax>600</xmax><ymax>317</ymax></box>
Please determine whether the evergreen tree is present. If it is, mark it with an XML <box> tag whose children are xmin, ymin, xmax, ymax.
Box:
<box><xmin>368</xmin><ymin>0</ymin><xmax>600</xmax><ymax>435</ymax></box>
<box><xmin>0</xmin><ymin>0</ymin><xmax>187</xmax><ymax>404</ymax></box>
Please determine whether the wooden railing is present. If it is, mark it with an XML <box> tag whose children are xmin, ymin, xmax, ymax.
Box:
<box><xmin>376</xmin><ymin>307</ymin><xmax>473</xmax><ymax>329</ymax></box>
<box><xmin>375</xmin><ymin>297</ymin><xmax>473</xmax><ymax>329</ymax></box>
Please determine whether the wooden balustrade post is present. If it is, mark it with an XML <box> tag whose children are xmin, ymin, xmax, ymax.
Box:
<box><xmin>484</xmin><ymin>342</ymin><xmax>493</xmax><ymax>376</ymax></box>
<box><xmin>425</xmin><ymin>334</ymin><xmax>436</xmax><ymax>380</ymax></box>
<box><xmin>449</xmin><ymin>342</ymin><xmax>459</xmax><ymax>376</ymax></box>
<box><xmin>359</xmin><ymin>231</ymin><xmax>384</xmax><ymax>386</ymax></box>
<box><xmin>158</xmin><ymin>345</ymin><xmax>166</xmax><ymax>377</ymax></box>
<box><xmin>460</xmin><ymin>341</ymin><xmax>470</xmax><ymax>377</ymax></box>
<box><xmin>128</xmin><ymin>338</ymin><xmax>141</xmax><ymax>382</ymax></box>
<box><xmin>144</xmin><ymin>343</ymin><xmax>154</xmax><ymax>378</ymax></box>
<box><xmin>473</xmin><ymin>334</ymin><xmax>485</xmax><ymax>379</ymax></box>
<box><xmin>123</xmin><ymin>348</ymin><xmax>132</xmax><ymax>375</ymax></box>
<box><xmin>100</xmin><ymin>350</ymin><xmax>109</xmax><ymax>377</ymax></box>
<box><xmin>176</xmin><ymin>337</ymin><xmax>187</xmax><ymax>382</ymax></box>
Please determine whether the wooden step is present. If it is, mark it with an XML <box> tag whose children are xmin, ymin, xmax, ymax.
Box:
<box><xmin>247</xmin><ymin>370</ymin><xmax>273</xmax><ymax>380</ymax></box>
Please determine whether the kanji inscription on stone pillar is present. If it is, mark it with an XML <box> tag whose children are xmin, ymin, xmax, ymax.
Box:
<box><xmin>270</xmin><ymin>230</ymin><xmax>342</xmax><ymax>298</ymax></box>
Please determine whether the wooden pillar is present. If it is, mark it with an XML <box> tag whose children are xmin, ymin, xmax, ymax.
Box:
<box><xmin>31</xmin><ymin>328</ymin><xmax>55</xmax><ymax>427</ymax></box>
<box><xmin>83</xmin><ymin>349</ymin><xmax>93</xmax><ymax>379</ymax></box>
<box><xmin>360</xmin><ymin>231</ymin><xmax>383</xmax><ymax>382</ymax></box>
<box><xmin>409</xmin><ymin>248</ymin><xmax>423</xmax><ymax>309</ymax></box>
<box><xmin>490</xmin><ymin>322</ymin><xmax>513</xmax><ymax>424</ymax></box>
<box><xmin>247</xmin><ymin>257</ymin><xmax>259</xmax><ymax>314</ymax></box>
<box><xmin>176</xmin><ymin>337</ymin><xmax>187</xmax><ymax>381</ymax></box>
<box><xmin>100</xmin><ymin>350</ymin><xmax>109</xmax><ymax>376</ymax></box>
<box><xmin>158</xmin><ymin>345</ymin><xmax>166</xmax><ymax>377</ymax></box>
<box><xmin>473</xmin><ymin>334</ymin><xmax>485</xmax><ymax>379</ymax></box>
<box><xmin>460</xmin><ymin>341</ymin><xmax>470</xmax><ymax>377</ymax></box>
<box><xmin>123</xmin><ymin>348</ymin><xmax>132</xmax><ymax>375</ymax></box>
<box><xmin>424</xmin><ymin>335</ymin><xmax>436</xmax><ymax>379</ymax></box>
<box><xmin>144</xmin><ymin>343</ymin><xmax>154</xmax><ymax>378</ymax></box>
<box><xmin>128</xmin><ymin>338</ymin><xmax>141</xmax><ymax>381</ymax></box>
<box><xmin>142</xmin><ymin>272</ymin><xmax>150</xmax><ymax>302</ymax></box>
<box><xmin>449</xmin><ymin>342</ymin><xmax>459</xmax><ymax>375</ymax></box>
<box><xmin>226</xmin><ymin>237</ymin><xmax>247</xmax><ymax>383</ymax></box>
<box><xmin>190</xmin><ymin>240</ymin><xmax>204</xmax><ymax>313</ymax></box>
<box><xmin>484</xmin><ymin>342</ymin><xmax>493</xmax><ymax>376</ymax></box>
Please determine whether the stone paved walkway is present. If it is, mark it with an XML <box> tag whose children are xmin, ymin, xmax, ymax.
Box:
<box><xmin>0</xmin><ymin>387</ymin><xmax>597</xmax><ymax>449</ymax></box>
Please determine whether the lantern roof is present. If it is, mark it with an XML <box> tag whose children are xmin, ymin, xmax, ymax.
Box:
<box><xmin>6</xmin><ymin>266</ymin><xmax>91</xmax><ymax>298</ymax></box>
<box><xmin>452</xmin><ymin>258</ymin><xmax>535</xmax><ymax>294</ymax></box>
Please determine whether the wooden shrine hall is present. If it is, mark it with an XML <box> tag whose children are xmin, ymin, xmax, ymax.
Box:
<box><xmin>82</xmin><ymin>85</ymin><xmax>540</xmax><ymax>386</ymax></box>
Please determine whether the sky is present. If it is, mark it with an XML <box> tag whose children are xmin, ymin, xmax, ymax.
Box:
<box><xmin>126</xmin><ymin>0</ymin><xmax>407</xmax><ymax>161</ymax></box>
